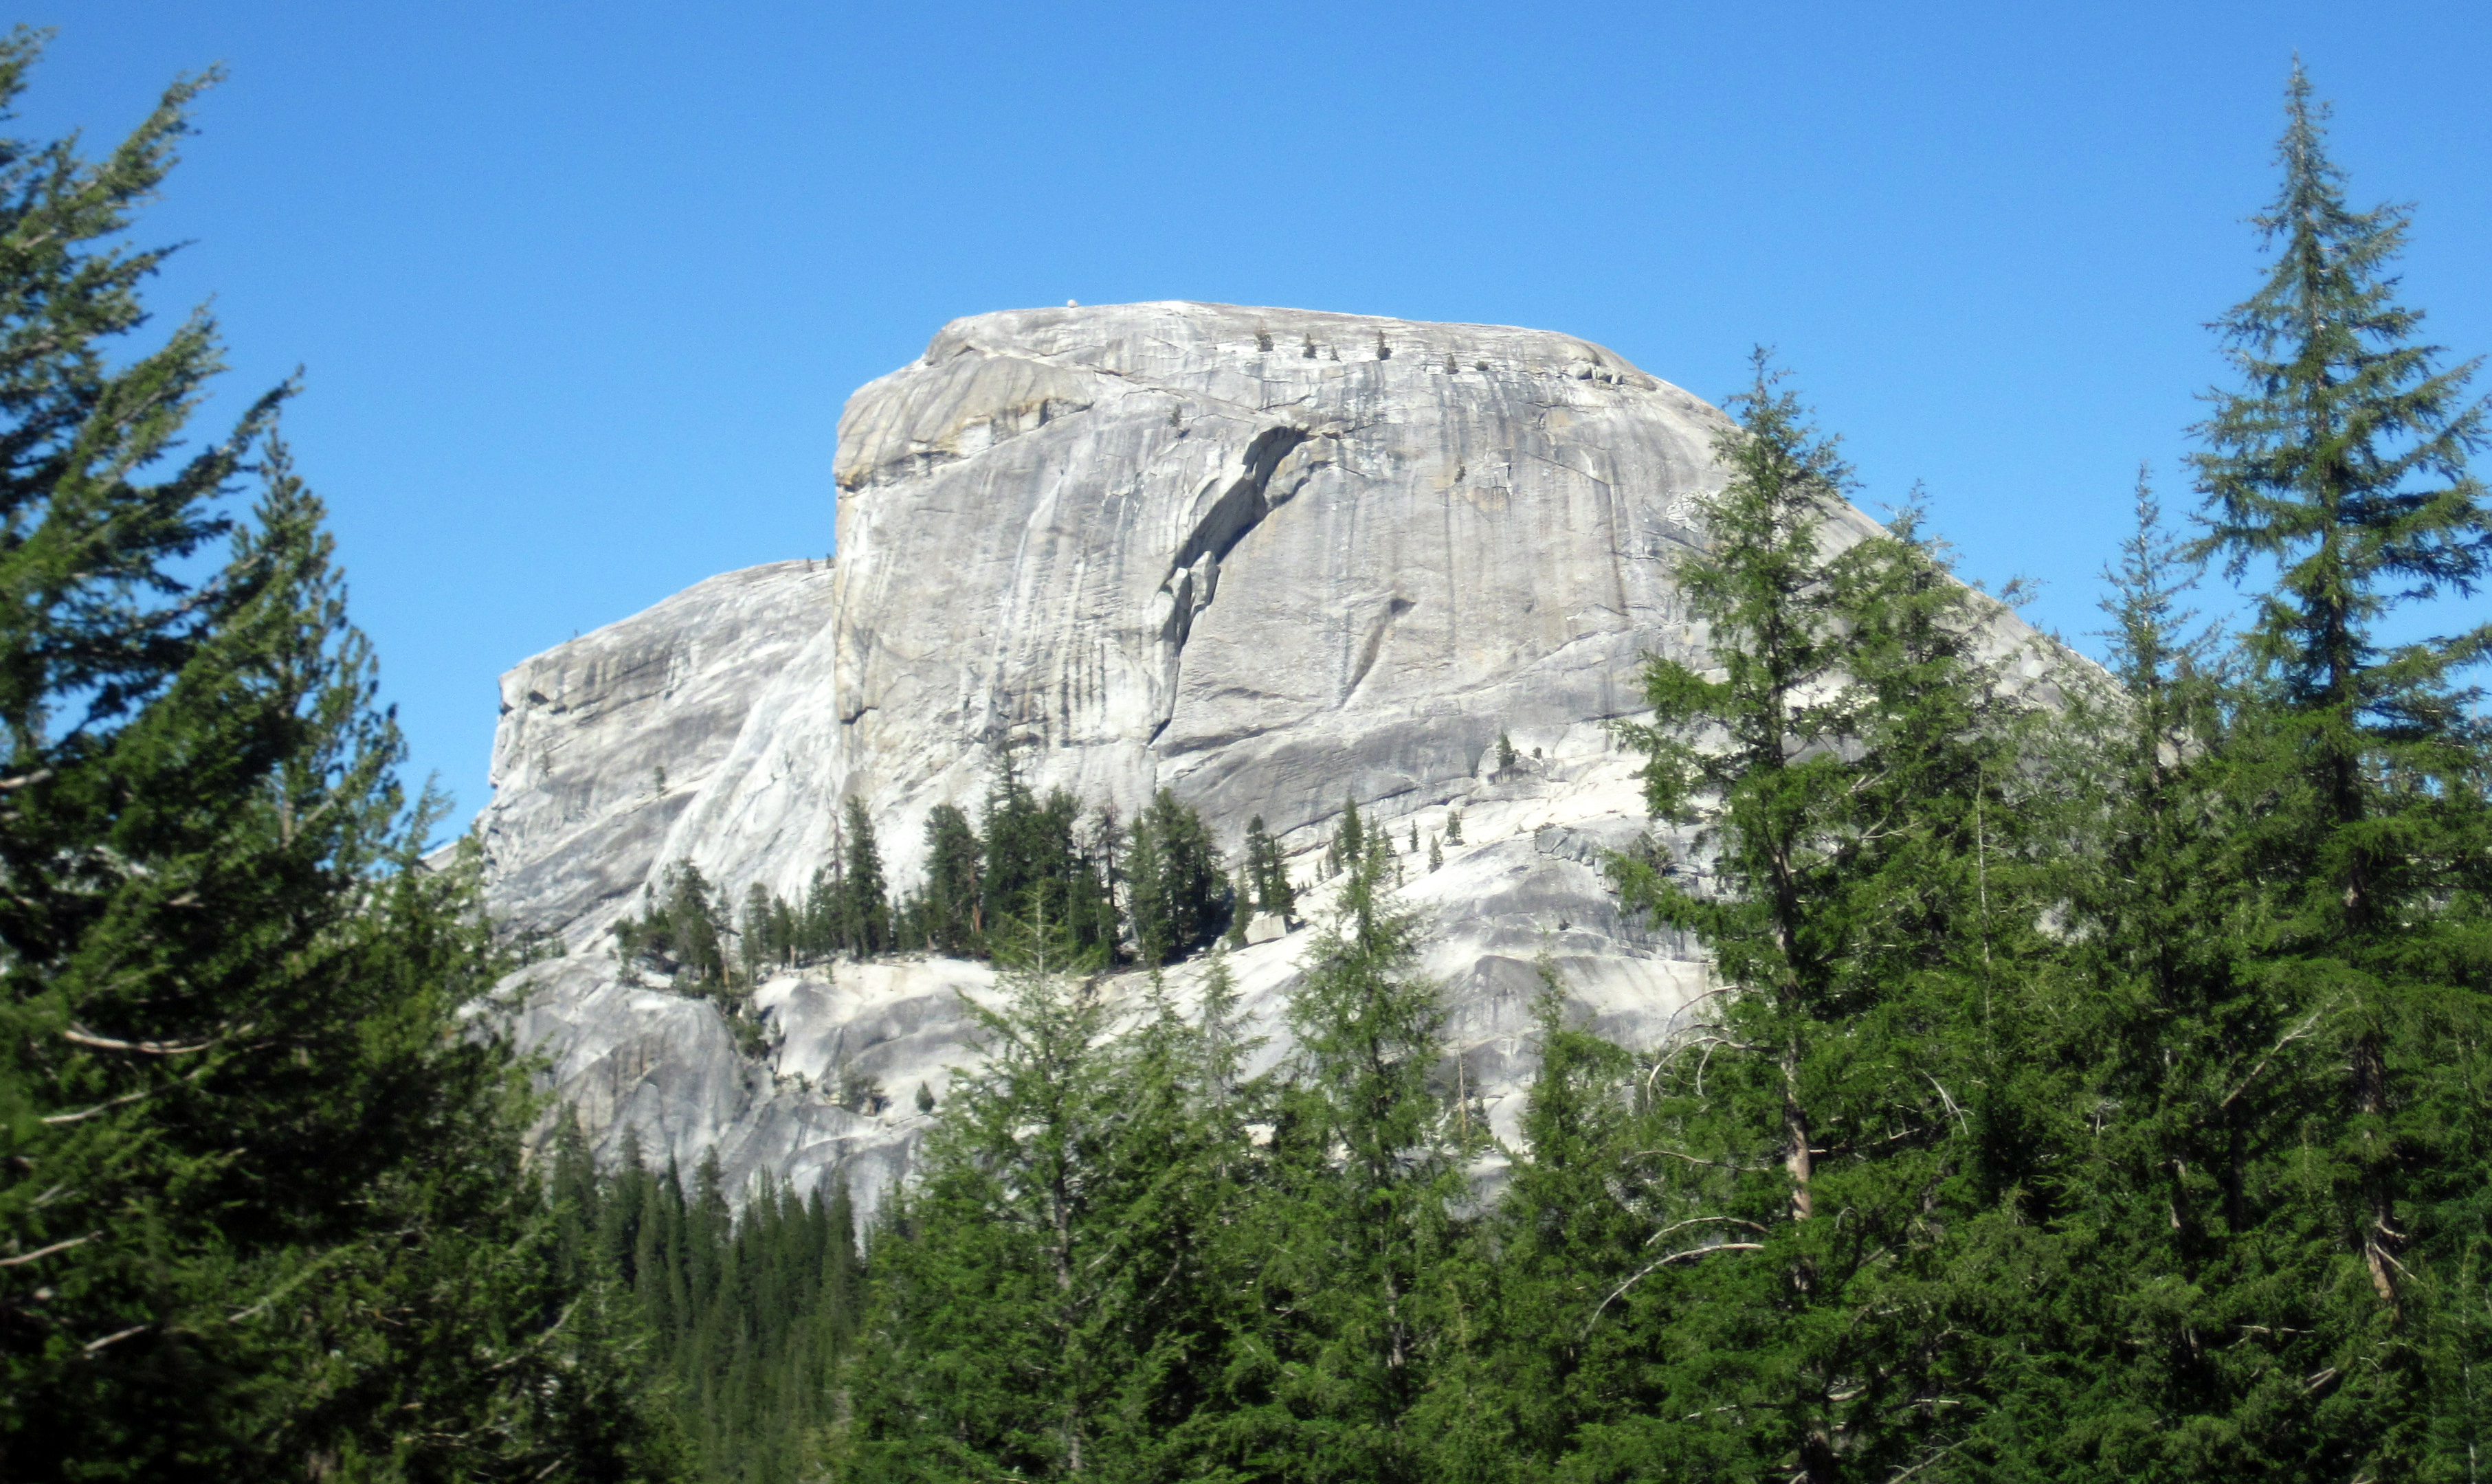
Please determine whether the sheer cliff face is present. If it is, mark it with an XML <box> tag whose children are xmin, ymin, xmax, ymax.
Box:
<box><xmin>482</xmin><ymin>561</ymin><xmax>834</xmax><ymax>939</ymax></box>
<box><xmin>663</xmin><ymin>301</ymin><xmax>1887</xmax><ymax>903</ymax></box>
<box><xmin>474</xmin><ymin>302</ymin><xmax>1914</xmax><ymax>1206</ymax></box>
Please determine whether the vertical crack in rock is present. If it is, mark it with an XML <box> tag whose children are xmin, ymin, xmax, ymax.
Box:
<box><xmin>1148</xmin><ymin>425</ymin><xmax>1312</xmax><ymax>744</ymax></box>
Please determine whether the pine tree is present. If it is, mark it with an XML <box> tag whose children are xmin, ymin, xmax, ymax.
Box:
<box><xmin>0</xmin><ymin>43</ymin><xmax>676</xmax><ymax>1477</ymax></box>
<box><xmin>1241</xmin><ymin>812</ymin><xmax>1296</xmax><ymax>920</ymax></box>
<box><xmin>2000</xmin><ymin>476</ymin><xmax>2313</xmax><ymax>1480</ymax></box>
<box><xmin>1421</xmin><ymin>958</ymin><xmax>1649</xmax><ymax>1480</ymax></box>
<box><xmin>845</xmin><ymin>912</ymin><xmax>1251</xmax><ymax>1480</ymax></box>
<box><xmin>915</xmin><ymin>803</ymin><xmax>982</xmax><ymax>954</ymax></box>
<box><xmin>742</xmin><ymin>881</ymin><xmax>773</xmax><ymax>985</ymax></box>
<box><xmin>836</xmin><ymin>796</ymin><xmax>890</xmax><ymax>957</ymax></box>
<box><xmin>619</xmin><ymin>861</ymin><xmax>735</xmax><ymax>1002</ymax></box>
<box><xmin>1126</xmin><ymin>789</ymin><xmax>1230</xmax><ymax>965</ymax></box>
<box><xmin>1211</xmin><ymin>816</ymin><xmax>1463</xmax><ymax>1482</ymax></box>
<box><xmin>1603</xmin><ymin>355</ymin><xmax>2046</xmax><ymax>1481</ymax></box>
<box><xmin>975</xmin><ymin>750</ymin><xmax>1048</xmax><ymax>934</ymax></box>
<box><xmin>2138</xmin><ymin>62</ymin><xmax>2492</xmax><ymax>1477</ymax></box>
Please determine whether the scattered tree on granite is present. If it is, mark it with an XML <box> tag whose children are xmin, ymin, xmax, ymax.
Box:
<box><xmin>834</xmin><ymin>1064</ymin><xmax>887</xmax><ymax>1116</ymax></box>
<box><xmin>0</xmin><ymin>38</ymin><xmax>676</xmax><ymax>1476</ymax></box>
<box><xmin>617</xmin><ymin>859</ymin><xmax>735</xmax><ymax>1000</ymax></box>
<box><xmin>1495</xmin><ymin>730</ymin><xmax>1518</xmax><ymax>771</ymax></box>
<box><xmin>880</xmin><ymin>758</ymin><xmax>1123</xmax><ymax>965</ymax></box>
<box><xmin>833</xmin><ymin>796</ymin><xmax>892</xmax><ymax>958</ymax></box>
<box><xmin>741</xmin><ymin>880</ymin><xmax>775</xmax><ymax>985</ymax></box>
<box><xmin>1240</xmin><ymin>812</ymin><xmax>1296</xmax><ymax>920</ymax></box>
<box><xmin>1127</xmin><ymin>788</ymin><xmax>1232</xmax><ymax>965</ymax></box>
<box><xmin>1066</xmin><ymin>802</ymin><xmax>1125</xmax><ymax>960</ymax></box>
<box><xmin>905</xmin><ymin>802</ymin><xmax>983</xmax><ymax>954</ymax></box>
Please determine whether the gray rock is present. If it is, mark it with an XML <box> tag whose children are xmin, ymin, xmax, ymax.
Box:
<box><xmin>1242</xmin><ymin>912</ymin><xmax>1289</xmax><ymax>946</ymax></box>
<box><xmin>474</xmin><ymin>301</ymin><xmax>2058</xmax><ymax>1206</ymax></box>
<box><xmin>482</xmin><ymin>560</ymin><xmax>834</xmax><ymax>941</ymax></box>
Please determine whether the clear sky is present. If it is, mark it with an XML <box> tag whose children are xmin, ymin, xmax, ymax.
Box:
<box><xmin>24</xmin><ymin>1</ymin><xmax>2492</xmax><ymax>824</ymax></box>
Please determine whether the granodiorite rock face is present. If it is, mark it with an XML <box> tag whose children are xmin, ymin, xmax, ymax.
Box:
<box><xmin>476</xmin><ymin>302</ymin><xmax>2020</xmax><ymax>1209</ymax></box>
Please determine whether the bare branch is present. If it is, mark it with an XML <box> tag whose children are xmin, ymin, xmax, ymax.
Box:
<box><xmin>1922</xmin><ymin>1072</ymin><xmax>1968</xmax><ymax>1133</ymax></box>
<box><xmin>1884</xmin><ymin>1437</ymin><xmax>1968</xmax><ymax>1484</ymax></box>
<box><xmin>41</xmin><ymin>1086</ymin><xmax>156</xmax><ymax>1125</ymax></box>
<box><xmin>1629</xmin><ymin>1147</ymin><xmax>1760</xmax><ymax>1172</ymax></box>
<box><xmin>2219</xmin><ymin>1003</ymin><xmax>2332</xmax><ymax>1111</ymax></box>
<box><xmin>81</xmin><ymin>1323</ymin><xmax>150</xmax><ymax>1356</ymax></box>
<box><xmin>64</xmin><ymin>1024</ymin><xmax>220</xmax><ymax>1055</ymax></box>
<box><xmin>1642</xmin><ymin>1215</ymin><xmax>1770</xmax><ymax>1247</ymax></box>
<box><xmin>1580</xmin><ymin>1242</ymin><xmax>1767</xmax><ymax>1340</ymax></box>
<box><xmin>0</xmin><ymin>1232</ymin><xmax>98</xmax><ymax>1267</ymax></box>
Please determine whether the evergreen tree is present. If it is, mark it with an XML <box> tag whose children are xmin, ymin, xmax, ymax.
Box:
<box><xmin>619</xmin><ymin>861</ymin><xmax>737</xmax><ymax>1007</ymax></box>
<box><xmin>1126</xmin><ymin>789</ymin><xmax>1231</xmax><ymax>965</ymax></box>
<box><xmin>975</xmin><ymin>750</ymin><xmax>1050</xmax><ymax>936</ymax></box>
<box><xmin>1421</xmin><ymin>958</ymin><xmax>1649</xmax><ymax>1481</ymax></box>
<box><xmin>742</xmin><ymin>881</ymin><xmax>773</xmax><ymax>985</ymax></box>
<box><xmin>1069</xmin><ymin>803</ymin><xmax>1126</xmax><ymax>961</ymax></box>
<box><xmin>565</xmin><ymin>1132</ymin><xmax>859</xmax><ymax>1484</ymax></box>
<box><xmin>2064</xmin><ymin>63</ymin><xmax>2492</xmax><ymax>1479</ymax></box>
<box><xmin>913</xmin><ymin>803</ymin><xmax>982</xmax><ymax>954</ymax></box>
<box><xmin>847</xmin><ymin>915</ymin><xmax>1123</xmax><ymax>1478</ymax></box>
<box><xmin>1601</xmin><ymin>356</ymin><xmax>2047</xmax><ymax>1481</ymax></box>
<box><xmin>0</xmin><ymin>41</ymin><xmax>678</xmax><ymax>1474</ymax></box>
<box><xmin>1241</xmin><ymin>813</ymin><xmax>1297</xmax><ymax>920</ymax></box>
<box><xmin>844</xmin><ymin>914</ymin><xmax>1252</xmax><ymax>1481</ymax></box>
<box><xmin>1999</xmin><ymin>476</ymin><xmax>2305</xmax><ymax>1480</ymax></box>
<box><xmin>836</xmin><ymin>796</ymin><xmax>891</xmax><ymax>958</ymax></box>
<box><xmin>1208</xmin><ymin>818</ymin><xmax>1464</xmax><ymax>1483</ymax></box>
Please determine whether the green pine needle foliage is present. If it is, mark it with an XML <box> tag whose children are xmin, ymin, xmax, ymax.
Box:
<box><xmin>0</xmin><ymin>34</ymin><xmax>676</xmax><ymax>1479</ymax></box>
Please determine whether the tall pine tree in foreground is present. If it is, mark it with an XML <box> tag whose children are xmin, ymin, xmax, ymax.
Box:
<box><xmin>1205</xmin><ymin>824</ymin><xmax>1467</xmax><ymax>1484</ymax></box>
<box><xmin>0</xmin><ymin>38</ymin><xmax>675</xmax><ymax>1479</ymax></box>
<box><xmin>841</xmin><ymin>912</ymin><xmax>1256</xmax><ymax>1482</ymax></box>
<box><xmin>2131</xmin><ymin>60</ymin><xmax>2491</xmax><ymax>1481</ymax></box>
<box><xmin>1599</xmin><ymin>356</ymin><xmax>2052</xmax><ymax>1482</ymax></box>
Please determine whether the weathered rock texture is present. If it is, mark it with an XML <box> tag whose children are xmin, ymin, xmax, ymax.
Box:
<box><xmin>476</xmin><ymin>302</ymin><xmax>2043</xmax><ymax>1208</ymax></box>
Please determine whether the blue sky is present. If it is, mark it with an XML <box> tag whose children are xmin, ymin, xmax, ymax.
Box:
<box><xmin>26</xmin><ymin>1</ymin><xmax>2492</xmax><ymax>822</ymax></box>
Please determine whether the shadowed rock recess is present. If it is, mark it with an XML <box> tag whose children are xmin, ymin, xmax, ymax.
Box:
<box><xmin>478</xmin><ymin>301</ymin><xmax>2046</xmax><ymax>1212</ymax></box>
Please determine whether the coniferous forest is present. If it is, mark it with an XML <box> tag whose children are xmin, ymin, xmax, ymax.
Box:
<box><xmin>3</xmin><ymin>34</ymin><xmax>2489</xmax><ymax>1484</ymax></box>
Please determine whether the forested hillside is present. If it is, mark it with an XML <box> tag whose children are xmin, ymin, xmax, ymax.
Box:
<box><xmin>2</xmin><ymin>34</ymin><xmax>2484</xmax><ymax>1484</ymax></box>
